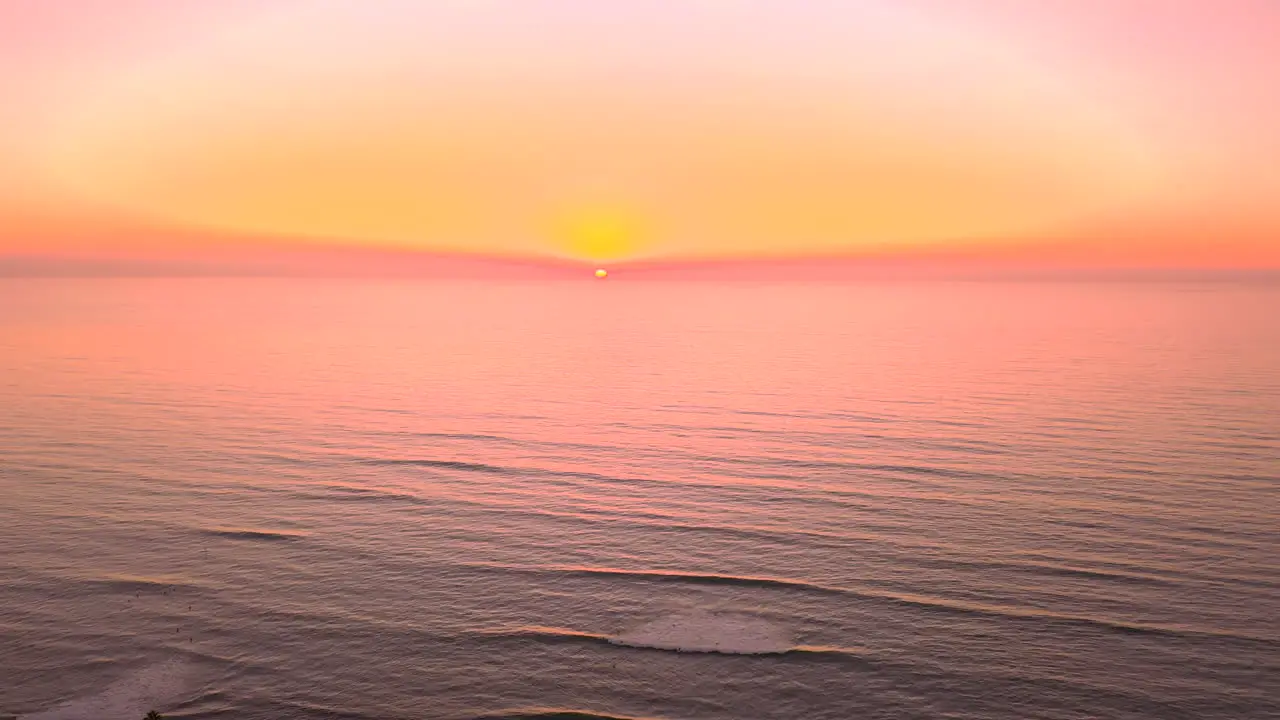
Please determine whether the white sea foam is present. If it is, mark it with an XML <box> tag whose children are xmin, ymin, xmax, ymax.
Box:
<box><xmin>21</xmin><ymin>659</ymin><xmax>194</xmax><ymax>720</ymax></box>
<box><xmin>610</xmin><ymin>612</ymin><xmax>793</xmax><ymax>654</ymax></box>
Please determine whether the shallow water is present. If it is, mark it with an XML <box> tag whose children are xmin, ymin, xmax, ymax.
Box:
<box><xmin>1</xmin><ymin>278</ymin><xmax>1277</xmax><ymax>719</ymax></box>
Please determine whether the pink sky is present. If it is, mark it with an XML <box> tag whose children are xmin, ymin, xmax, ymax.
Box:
<box><xmin>1</xmin><ymin>0</ymin><xmax>1277</xmax><ymax>276</ymax></box>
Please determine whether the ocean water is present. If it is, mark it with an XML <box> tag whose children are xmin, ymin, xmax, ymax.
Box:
<box><xmin>0</xmin><ymin>277</ymin><xmax>1277</xmax><ymax>720</ymax></box>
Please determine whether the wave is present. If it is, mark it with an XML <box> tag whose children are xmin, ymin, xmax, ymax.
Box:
<box><xmin>360</xmin><ymin>458</ymin><xmax>519</xmax><ymax>475</ymax></box>
<box><xmin>479</xmin><ymin>626</ymin><xmax>610</xmax><ymax>645</ymax></box>
<box><xmin>351</xmin><ymin>452</ymin><xmax>943</xmax><ymax>498</ymax></box>
<box><xmin>468</xmin><ymin>710</ymin><xmax>663</xmax><ymax>720</ymax></box>
<box><xmin>560</xmin><ymin>567</ymin><xmax>842</xmax><ymax>594</ymax></box>
<box><xmin>290</xmin><ymin>481</ymin><xmax>895</xmax><ymax>555</ymax></box>
<box><xmin>611</xmin><ymin>612</ymin><xmax>792</xmax><ymax>654</ymax></box>
<box><xmin>467</xmin><ymin>563</ymin><xmax>844</xmax><ymax>596</ymax></box>
<box><xmin>862</xmin><ymin>589</ymin><xmax>1279</xmax><ymax>644</ymax></box>
<box><xmin>478</xmin><ymin>615</ymin><xmax>869</xmax><ymax>660</ymax></box>
<box><xmin>405</xmin><ymin>431</ymin><xmax>519</xmax><ymax>444</ymax></box>
<box><xmin>343</xmin><ymin>454</ymin><xmax>1006</xmax><ymax>518</ymax></box>
<box><xmin>786</xmin><ymin>645</ymin><xmax>874</xmax><ymax>664</ymax></box>
<box><xmin>18</xmin><ymin>659</ymin><xmax>195</xmax><ymax>720</ymax></box>
<box><xmin>921</xmin><ymin>556</ymin><xmax>1182</xmax><ymax>588</ymax></box>
<box><xmin>199</xmin><ymin>527</ymin><xmax>306</xmax><ymax>542</ymax></box>
<box><xmin>698</xmin><ymin>454</ymin><xmax>989</xmax><ymax>481</ymax></box>
<box><xmin>462</xmin><ymin>564</ymin><xmax>1276</xmax><ymax>645</ymax></box>
<box><xmin>298</xmin><ymin>484</ymin><xmax>433</xmax><ymax>506</ymax></box>
<box><xmin>352</xmin><ymin>457</ymin><xmax>650</xmax><ymax>490</ymax></box>
<box><xmin>77</xmin><ymin>574</ymin><xmax>200</xmax><ymax>593</ymax></box>
<box><xmin>479</xmin><ymin>621</ymin><xmax>791</xmax><ymax>656</ymax></box>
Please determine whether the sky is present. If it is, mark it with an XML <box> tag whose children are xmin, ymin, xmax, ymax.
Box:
<box><xmin>1</xmin><ymin>0</ymin><xmax>1278</xmax><ymax>276</ymax></box>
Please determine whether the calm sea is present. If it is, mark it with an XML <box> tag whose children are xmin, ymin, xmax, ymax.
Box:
<box><xmin>1</xmin><ymin>278</ymin><xmax>1277</xmax><ymax>720</ymax></box>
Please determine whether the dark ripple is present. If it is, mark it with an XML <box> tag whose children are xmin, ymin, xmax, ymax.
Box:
<box><xmin>469</xmin><ymin>711</ymin><xmax>663</xmax><ymax>720</ymax></box>
<box><xmin>471</xmin><ymin>563</ymin><xmax>845</xmax><ymax>595</ymax></box>
<box><xmin>464</xmin><ymin>563</ymin><xmax>1278</xmax><ymax>645</ymax></box>
<box><xmin>76</xmin><ymin>575</ymin><xmax>203</xmax><ymax>593</ymax></box>
<box><xmin>707</xmin><ymin>454</ymin><xmax>991</xmax><ymax>481</ymax></box>
<box><xmin>480</xmin><ymin>625</ymin><xmax>874</xmax><ymax>664</ymax></box>
<box><xmin>344</xmin><ymin>454</ymin><xmax>985</xmax><ymax>514</ymax></box>
<box><xmin>199</xmin><ymin>527</ymin><xmax>306</xmax><ymax>542</ymax></box>
<box><xmin>925</xmin><ymin>556</ymin><xmax>1183</xmax><ymax>588</ymax></box>
<box><xmin>353</xmin><ymin>458</ymin><xmax>654</xmax><ymax>491</ymax></box>
<box><xmin>295</xmin><ymin>483</ymin><xmax>894</xmax><ymax>553</ymax></box>
<box><xmin>363</xmin><ymin>458</ymin><xmax>518</xmax><ymax>475</ymax></box>
<box><xmin>285</xmin><ymin>482</ymin><xmax>1234</xmax><ymax>593</ymax></box>
<box><xmin>301</xmin><ymin>485</ymin><xmax>434</xmax><ymax>506</ymax></box>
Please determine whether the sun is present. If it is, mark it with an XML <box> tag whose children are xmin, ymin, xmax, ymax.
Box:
<box><xmin>594</xmin><ymin>268</ymin><xmax>608</xmax><ymax>279</ymax></box>
<box><xmin>551</xmin><ymin>205</ymin><xmax>644</xmax><ymax>262</ymax></box>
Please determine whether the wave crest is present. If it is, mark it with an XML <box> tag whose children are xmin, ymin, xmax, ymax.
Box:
<box><xmin>470</xmin><ymin>711</ymin><xmax>658</xmax><ymax>720</ymax></box>
<box><xmin>611</xmin><ymin>612</ymin><xmax>793</xmax><ymax>655</ymax></box>
<box><xmin>201</xmin><ymin>527</ymin><xmax>306</xmax><ymax>542</ymax></box>
<box><xmin>19</xmin><ymin>659</ymin><xmax>194</xmax><ymax>720</ymax></box>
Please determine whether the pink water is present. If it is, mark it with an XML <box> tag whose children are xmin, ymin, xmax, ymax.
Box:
<box><xmin>1</xmin><ymin>278</ymin><xmax>1277</xmax><ymax>720</ymax></box>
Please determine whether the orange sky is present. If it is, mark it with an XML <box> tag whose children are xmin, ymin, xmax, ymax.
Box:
<box><xmin>1</xmin><ymin>0</ymin><xmax>1277</xmax><ymax>275</ymax></box>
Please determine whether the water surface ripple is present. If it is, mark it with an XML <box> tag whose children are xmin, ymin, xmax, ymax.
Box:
<box><xmin>1</xmin><ymin>279</ymin><xmax>1277</xmax><ymax>720</ymax></box>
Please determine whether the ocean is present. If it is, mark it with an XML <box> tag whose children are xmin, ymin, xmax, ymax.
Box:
<box><xmin>1</xmin><ymin>277</ymin><xmax>1277</xmax><ymax>720</ymax></box>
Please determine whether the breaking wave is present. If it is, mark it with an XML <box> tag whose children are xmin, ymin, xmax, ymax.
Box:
<box><xmin>610</xmin><ymin>612</ymin><xmax>793</xmax><ymax>654</ymax></box>
<box><xmin>482</xmin><ymin>612</ymin><xmax>828</xmax><ymax>656</ymax></box>
<box><xmin>19</xmin><ymin>659</ymin><xmax>195</xmax><ymax>720</ymax></box>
